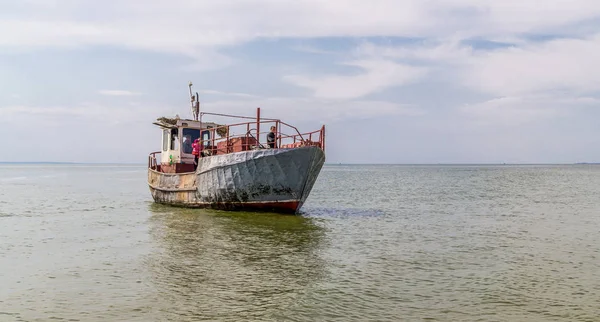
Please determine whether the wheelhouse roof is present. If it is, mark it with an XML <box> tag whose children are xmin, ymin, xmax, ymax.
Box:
<box><xmin>152</xmin><ymin>118</ymin><xmax>220</xmax><ymax>130</ymax></box>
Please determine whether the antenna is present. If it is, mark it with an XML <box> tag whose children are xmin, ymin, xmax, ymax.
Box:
<box><xmin>194</xmin><ymin>92</ymin><xmax>200</xmax><ymax>121</ymax></box>
<box><xmin>188</xmin><ymin>81</ymin><xmax>200</xmax><ymax>121</ymax></box>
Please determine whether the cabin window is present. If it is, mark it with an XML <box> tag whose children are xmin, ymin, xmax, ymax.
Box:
<box><xmin>162</xmin><ymin>130</ymin><xmax>169</xmax><ymax>151</ymax></box>
<box><xmin>182</xmin><ymin>128</ymin><xmax>200</xmax><ymax>154</ymax></box>
<box><xmin>201</xmin><ymin>130</ymin><xmax>211</xmax><ymax>147</ymax></box>
<box><xmin>170</xmin><ymin>128</ymin><xmax>179</xmax><ymax>150</ymax></box>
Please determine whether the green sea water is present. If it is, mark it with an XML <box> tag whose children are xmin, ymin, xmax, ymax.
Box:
<box><xmin>1</xmin><ymin>164</ymin><xmax>599</xmax><ymax>321</ymax></box>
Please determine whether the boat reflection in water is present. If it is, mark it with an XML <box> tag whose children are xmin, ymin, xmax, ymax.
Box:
<box><xmin>145</xmin><ymin>203</ymin><xmax>327</xmax><ymax>321</ymax></box>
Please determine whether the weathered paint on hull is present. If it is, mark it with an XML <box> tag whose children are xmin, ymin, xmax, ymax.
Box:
<box><xmin>148</xmin><ymin>146</ymin><xmax>325</xmax><ymax>213</ymax></box>
<box><xmin>148</xmin><ymin>169</ymin><xmax>199</xmax><ymax>206</ymax></box>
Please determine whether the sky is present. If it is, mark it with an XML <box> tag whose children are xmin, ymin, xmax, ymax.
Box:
<box><xmin>1</xmin><ymin>0</ymin><xmax>600</xmax><ymax>164</ymax></box>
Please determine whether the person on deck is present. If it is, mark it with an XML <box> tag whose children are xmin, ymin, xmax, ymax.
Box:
<box><xmin>267</xmin><ymin>126</ymin><xmax>277</xmax><ymax>148</ymax></box>
<box><xmin>192</xmin><ymin>138</ymin><xmax>200</xmax><ymax>170</ymax></box>
<box><xmin>182</xmin><ymin>135</ymin><xmax>193</xmax><ymax>154</ymax></box>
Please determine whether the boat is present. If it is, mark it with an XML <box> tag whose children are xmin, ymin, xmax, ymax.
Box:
<box><xmin>147</xmin><ymin>82</ymin><xmax>326</xmax><ymax>214</ymax></box>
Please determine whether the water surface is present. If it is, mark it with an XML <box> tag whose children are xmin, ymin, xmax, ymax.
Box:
<box><xmin>1</xmin><ymin>164</ymin><xmax>599</xmax><ymax>321</ymax></box>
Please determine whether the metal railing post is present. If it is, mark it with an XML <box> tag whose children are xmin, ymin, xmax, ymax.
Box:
<box><xmin>277</xmin><ymin>120</ymin><xmax>281</xmax><ymax>148</ymax></box>
<box><xmin>256</xmin><ymin>107</ymin><xmax>261</xmax><ymax>147</ymax></box>
<box><xmin>246</xmin><ymin>123</ymin><xmax>250</xmax><ymax>149</ymax></box>
<box><xmin>226</xmin><ymin>125</ymin><xmax>230</xmax><ymax>153</ymax></box>
<box><xmin>322</xmin><ymin>125</ymin><xmax>325</xmax><ymax>151</ymax></box>
<box><xmin>211</xmin><ymin>128</ymin><xmax>215</xmax><ymax>154</ymax></box>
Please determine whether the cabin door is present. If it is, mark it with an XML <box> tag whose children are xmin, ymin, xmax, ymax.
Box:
<box><xmin>181</xmin><ymin>128</ymin><xmax>201</xmax><ymax>164</ymax></box>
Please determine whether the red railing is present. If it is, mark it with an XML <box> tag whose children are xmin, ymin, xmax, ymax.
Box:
<box><xmin>198</xmin><ymin>110</ymin><xmax>325</xmax><ymax>156</ymax></box>
<box><xmin>148</xmin><ymin>109</ymin><xmax>326</xmax><ymax>168</ymax></box>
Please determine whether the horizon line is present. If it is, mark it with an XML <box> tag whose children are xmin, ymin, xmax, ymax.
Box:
<box><xmin>1</xmin><ymin>161</ymin><xmax>598</xmax><ymax>166</ymax></box>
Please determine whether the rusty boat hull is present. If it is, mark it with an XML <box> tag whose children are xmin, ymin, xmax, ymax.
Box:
<box><xmin>148</xmin><ymin>146</ymin><xmax>325</xmax><ymax>213</ymax></box>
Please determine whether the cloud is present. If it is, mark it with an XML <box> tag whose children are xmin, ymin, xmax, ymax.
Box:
<box><xmin>463</xmin><ymin>34</ymin><xmax>600</xmax><ymax>96</ymax></box>
<box><xmin>283</xmin><ymin>60</ymin><xmax>427</xmax><ymax>99</ymax></box>
<box><xmin>459</xmin><ymin>96</ymin><xmax>562</xmax><ymax>126</ymax></box>
<box><xmin>290</xmin><ymin>45</ymin><xmax>339</xmax><ymax>55</ymax></box>
<box><xmin>3</xmin><ymin>1</ymin><xmax>600</xmax><ymax>85</ymax></box>
<box><xmin>199</xmin><ymin>90</ymin><xmax>258</xmax><ymax>98</ymax></box>
<box><xmin>351</xmin><ymin>32</ymin><xmax>600</xmax><ymax>98</ymax></box>
<box><xmin>0</xmin><ymin>102</ymin><xmax>169</xmax><ymax>125</ymax></box>
<box><xmin>0</xmin><ymin>2</ymin><xmax>425</xmax><ymax>52</ymax></box>
<box><xmin>1</xmin><ymin>94</ymin><xmax>422</xmax><ymax>126</ymax></box>
<box><xmin>353</xmin><ymin>39</ymin><xmax>473</xmax><ymax>64</ymax></box>
<box><xmin>202</xmin><ymin>97</ymin><xmax>424</xmax><ymax>125</ymax></box>
<box><xmin>449</xmin><ymin>0</ymin><xmax>600</xmax><ymax>38</ymax></box>
<box><xmin>458</xmin><ymin>94</ymin><xmax>598</xmax><ymax>127</ymax></box>
<box><xmin>0</xmin><ymin>19</ymin><xmax>105</xmax><ymax>49</ymax></box>
<box><xmin>98</xmin><ymin>90</ymin><xmax>141</xmax><ymax>96</ymax></box>
<box><xmin>3</xmin><ymin>1</ymin><xmax>600</xmax><ymax>55</ymax></box>
<box><xmin>0</xmin><ymin>105</ymin><xmax>89</xmax><ymax>118</ymax></box>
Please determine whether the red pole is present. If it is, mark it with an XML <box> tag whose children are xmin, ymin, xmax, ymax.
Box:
<box><xmin>226</xmin><ymin>125</ymin><xmax>230</xmax><ymax>153</ymax></box>
<box><xmin>256</xmin><ymin>107</ymin><xmax>261</xmax><ymax>146</ymax></box>
<box><xmin>322</xmin><ymin>125</ymin><xmax>326</xmax><ymax>151</ymax></box>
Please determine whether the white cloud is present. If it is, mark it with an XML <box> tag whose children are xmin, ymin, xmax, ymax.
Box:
<box><xmin>0</xmin><ymin>105</ymin><xmax>103</xmax><ymax>117</ymax></box>
<box><xmin>0</xmin><ymin>19</ymin><xmax>105</xmax><ymax>49</ymax></box>
<box><xmin>98</xmin><ymin>90</ymin><xmax>141</xmax><ymax>96</ymax></box>
<box><xmin>458</xmin><ymin>94</ymin><xmax>598</xmax><ymax>126</ymax></box>
<box><xmin>351</xmin><ymin>32</ymin><xmax>600</xmax><ymax>97</ymax></box>
<box><xmin>2</xmin><ymin>1</ymin><xmax>600</xmax><ymax>90</ymax></box>
<box><xmin>200</xmin><ymin>96</ymin><xmax>424</xmax><ymax>124</ymax></box>
<box><xmin>199</xmin><ymin>90</ymin><xmax>258</xmax><ymax>98</ymax></box>
<box><xmin>463</xmin><ymin>34</ymin><xmax>600</xmax><ymax>96</ymax></box>
<box><xmin>0</xmin><ymin>1</ymin><xmax>427</xmax><ymax>51</ymax></box>
<box><xmin>445</xmin><ymin>0</ymin><xmax>600</xmax><ymax>37</ymax></box>
<box><xmin>290</xmin><ymin>45</ymin><xmax>339</xmax><ymax>55</ymax></box>
<box><xmin>1</xmin><ymin>95</ymin><xmax>422</xmax><ymax>126</ymax></box>
<box><xmin>0</xmin><ymin>102</ymin><xmax>169</xmax><ymax>125</ymax></box>
<box><xmin>3</xmin><ymin>1</ymin><xmax>600</xmax><ymax>55</ymax></box>
<box><xmin>283</xmin><ymin>60</ymin><xmax>427</xmax><ymax>99</ymax></box>
<box><xmin>353</xmin><ymin>39</ymin><xmax>473</xmax><ymax>63</ymax></box>
<box><xmin>459</xmin><ymin>96</ymin><xmax>562</xmax><ymax>126</ymax></box>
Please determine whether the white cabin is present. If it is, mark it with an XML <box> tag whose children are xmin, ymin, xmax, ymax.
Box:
<box><xmin>152</xmin><ymin>118</ymin><xmax>219</xmax><ymax>171</ymax></box>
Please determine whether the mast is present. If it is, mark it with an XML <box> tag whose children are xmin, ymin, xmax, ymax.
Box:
<box><xmin>189</xmin><ymin>81</ymin><xmax>200</xmax><ymax>121</ymax></box>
